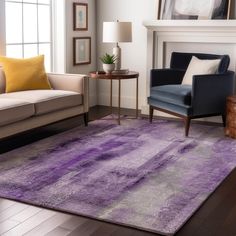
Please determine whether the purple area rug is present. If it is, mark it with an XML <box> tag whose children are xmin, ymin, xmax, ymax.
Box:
<box><xmin>0</xmin><ymin>117</ymin><xmax>236</xmax><ymax>235</ymax></box>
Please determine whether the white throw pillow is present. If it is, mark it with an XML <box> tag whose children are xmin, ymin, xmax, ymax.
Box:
<box><xmin>182</xmin><ymin>56</ymin><xmax>221</xmax><ymax>85</ymax></box>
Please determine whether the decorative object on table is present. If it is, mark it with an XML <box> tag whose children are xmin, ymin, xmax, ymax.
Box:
<box><xmin>148</xmin><ymin>52</ymin><xmax>235</xmax><ymax>137</ymax></box>
<box><xmin>111</xmin><ymin>69</ymin><xmax>129</xmax><ymax>74</ymax></box>
<box><xmin>73</xmin><ymin>2</ymin><xmax>88</xmax><ymax>31</ymax></box>
<box><xmin>103</xmin><ymin>21</ymin><xmax>132</xmax><ymax>71</ymax></box>
<box><xmin>225</xmin><ymin>96</ymin><xmax>236</xmax><ymax>139</ymax></box>
<box><xmin>73</xmin><ymin>37</ymin><xmax>91</xmax><ymax>65</ymax></box>
<box><xmin>1</xmin><ymin>117</ymin><xmax>236</xmax><ymax>235</ymax></box>
<box><xmin>90</xmin><ymin>71</ymin><xmax>139</xmax><ymax>125</ymax></box>
<box><xmin>100</xmin><ymin>53</ymin><xmax>116</xmax><ymax>74</ymax></box>
<box><xmin>159</xmin><ymin>0</ymin><xmax>231</xmax><ymax>20</ymax></box>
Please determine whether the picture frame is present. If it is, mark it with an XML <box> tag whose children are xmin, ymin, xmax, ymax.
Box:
<box><xmin>73</xmin><ymin>3</ymin><xmax>88</xmax><ymax>31</ymax></box>
<box><xmin>159</xmin><ymin>0</ymin><xmax>231</xmax><ymax>20</ymax></box>
<box><xmin>73</xmin><ymin>37</ymin><xmax>91</xmax><ymax>65</ymax></box>
<box><xmin>157</xmin><ymin>0</ymin><xmax>162</xmax><ymax>19</ymax></box>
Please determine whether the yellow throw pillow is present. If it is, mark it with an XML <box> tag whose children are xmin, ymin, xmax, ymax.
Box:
<box><xmin>0</xmin><ymin>55</ymin><xmax>51</xmax><ymax>93</ymax></box>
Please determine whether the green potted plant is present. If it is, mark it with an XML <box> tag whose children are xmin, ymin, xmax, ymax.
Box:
<box><xmin>100</xmin><ymin>53</ymin><xmax>116</xmax><ymax>74</ymax></box>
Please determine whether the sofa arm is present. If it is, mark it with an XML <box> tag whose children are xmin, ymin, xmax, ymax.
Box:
<box><xmin>192</xmin><ymin>71</ymin><xmax>235</xmax><ymax>116</ymax></box>
<box><xmin>151</xmin><ymin>69</ymin><xmax>185</xmax><ymax>87</ymax></box>
<box><xmin>47</xmin><ymin>73</ymin><xmax>89</xmax><ymax>112</ymax></box>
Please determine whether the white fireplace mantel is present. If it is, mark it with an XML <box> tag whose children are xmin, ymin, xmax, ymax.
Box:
<box><xmin>143</xmin><ymin>20</ymin><xmax>236</xmax><ymax>32</ymax></box>
<box><xmin>144</xmin><ymin>20</ymin><xmax>236</xmax><ymax>69</ymax></box>
<box><xmin>142</xmin><ymin>20</ymin><xmax>236</xmax><ymax>116</ymax></box>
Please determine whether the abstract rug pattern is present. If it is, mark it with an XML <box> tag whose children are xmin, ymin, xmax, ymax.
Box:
<box><xmin>0</xmin><ymin>117</ymin><xmax>236</xmax><ymax>235</ymax></box>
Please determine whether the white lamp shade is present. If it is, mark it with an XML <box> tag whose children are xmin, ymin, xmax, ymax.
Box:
<box><xmin>103</xmin><ymin>22</ymin><xmax>132</xmax><ymax>43</ymax></box>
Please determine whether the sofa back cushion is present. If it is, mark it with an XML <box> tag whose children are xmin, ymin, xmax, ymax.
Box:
<box><xmin>170</xmin><ymin>52</ymin><xmax>230</xmax><ymax>74</ymax></box>
<box><xmin>0</xmin><ymin>67</ymin><xmax>6</xmax><ymax>94</ymax></box>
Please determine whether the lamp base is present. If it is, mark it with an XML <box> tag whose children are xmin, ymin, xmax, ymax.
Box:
<box><xmin>113</xmin><ymin>44</ymin><xmax>121</xmax><ymax>70</ymax></box>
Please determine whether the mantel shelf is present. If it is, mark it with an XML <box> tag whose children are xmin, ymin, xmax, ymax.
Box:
<box><xmin>143</xmin><ymin>20</ymin><xmax>236</xmax><ymax>32</ymax></box>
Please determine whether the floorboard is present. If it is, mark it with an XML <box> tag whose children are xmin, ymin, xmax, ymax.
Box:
<box><xmin>67</xmin><ymin>220</ymin><xmax>102</xmax><ymax>236</ymax></box>
<box><xmin>10</xmin><ymin>206</ymin><xmax>42</xmax><ymax>223</ymax></box>
<box><xmin>23</xmin><ymin>213</ymin><xmax>72</xmax><ymax>236</ymax></box>
<box><xmin>0</xmin><ymin>204</ymin><xmax>29</xmax><ymax>223</ymax></box>
<box><xmin>59</xmin><ymin>216</ymin><xmax>88</xmax><ymax>231</ymax></box>
<box><xmin>0</xmin><ymin>199</ymin><xmax>16</xmax><ymax>212</ymax></box>
<box><xmin>45</xmin><ymin>227</ymin><xmax>71</xmax><ymax>236</ymax></box>
<box><xmin>0</xmin><ymin>105</ymin><xmax>236</xmax><ymax>236</ymax></box>
<box><xmin>3</xmin><ymin>210</ymin><xmax>56</xmax><ymax>236</ymax></box>
<box><xmin>0</xmin><ymin>220</ymin><xmax>21</xmax><ymax>235</ymax></box>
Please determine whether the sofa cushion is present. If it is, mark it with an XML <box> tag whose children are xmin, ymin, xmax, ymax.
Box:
<box><xmin>0</xmin><ymin>90</ymin><xmax>83</xmax><ymax>115</ymax></box>
<box><xmin>0</xmin><ymin>99</ymin><xmax>35</xmax><ymax>126</ymax></box>
<box><xmin>182</xmin><ymin>56</ymin><xmax>220</xmax><ymax>85</ymax></box>
<box><xmin>150</xmin><ymin>85</ymin><xmax>192</xmax><ymax>107</ymax></box>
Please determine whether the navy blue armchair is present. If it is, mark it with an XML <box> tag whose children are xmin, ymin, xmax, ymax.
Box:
<box><xmin>148</xmin><ymin>52</ymin><xmax>235</xmax><ymax>136</ymax></box>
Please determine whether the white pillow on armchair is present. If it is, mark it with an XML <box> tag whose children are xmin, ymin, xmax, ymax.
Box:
<box><xmin>182</xmin><ymin>56</ymin><xmax>221</xmax><ymax>85</ymax></box>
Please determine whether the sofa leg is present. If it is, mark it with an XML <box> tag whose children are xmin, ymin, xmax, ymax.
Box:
<box><xmin>222</xmin><ymin>114</ymin><xmax>226</xmax><ymax>127</ymax></box>
<box><xmin>184</xmin><ymin>117</ymin><xmax>191</xmax><ymax>137</ymax></box>
<box><xmin>149</xmin><ymin>106</ymin><xmax>154</xmax><ymax>123</ymax></box>
<box><xmin>83</xmin><ymin>112</ymin><xmax>89</xmax><ymax>126</ymax></box>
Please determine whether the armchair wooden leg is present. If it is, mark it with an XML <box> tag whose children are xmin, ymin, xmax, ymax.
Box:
<box><xmin>184</xmin><ymin>117</ymin><xmax>191</xmax><ymax>137</ymax></box>
<box><xmin>149</xmin><ymin>106</ymin><xmax>154</xmax><ymax>123</ymax></box>
<box><xmin>84</xmin><ymin>112</ymin><xmax>89</xmax><ymax>126</ymax></box>
<box><xmin>222</xmin><ymin>114</ymin><xmax>226</xmax><ymax>127</ymax></box>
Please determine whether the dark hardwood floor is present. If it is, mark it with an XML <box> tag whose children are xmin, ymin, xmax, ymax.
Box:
<box><xmin>0</xmin><ymin>106</ymin><xmax>236</xmax><ymax>236</ymax></box>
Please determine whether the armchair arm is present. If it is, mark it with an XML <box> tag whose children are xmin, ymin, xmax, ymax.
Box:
<box><xmin>192</xmin><ymin>71</ymin><xmax>235</xmax><ymax>116</ymax></box>
<box><xmin>151</xmin><ymin>69</ymin><xmax>185</xmax><ymax>87</ymax></box>
<box><xmin>47</xmin><ymin>73</ymin><xmax>89</xmax><ymax>112</ymax></box>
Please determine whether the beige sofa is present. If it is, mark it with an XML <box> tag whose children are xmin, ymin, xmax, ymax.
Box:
<box><xmin>0</xmin><ymin>68</ymin><xmax>89</xmax><ymax>140</ymax></box>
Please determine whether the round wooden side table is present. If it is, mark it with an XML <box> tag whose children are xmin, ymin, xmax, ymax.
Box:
<box><xmin>90</xmin><ymin>71</ymin><xmax>139</xmax><ymax>125</ymax></box>
<box><xmin>225</xmin><ymin>96</ymin><xmax>236</xmax><ymax>139</ymax></box>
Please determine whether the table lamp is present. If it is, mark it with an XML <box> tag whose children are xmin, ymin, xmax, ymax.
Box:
<box><xmin>103</xmin><ymin>21</ymin><xmax>132</xmax><ymax>72</ymax></box>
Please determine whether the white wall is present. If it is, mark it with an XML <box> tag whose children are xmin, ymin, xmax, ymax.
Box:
<box><xmin>0</xmin><ymin>0</ymin><xmax>6</xmax><ymax>56</ymax></box>
<box><xmin>52</xmin><ymin>0</ymin><xmax>66</xmax><ymax>73</ymax></box>
<box><xmin>65</xmin><ymin>0</ymin><xmax>97</xmax><ymax>107</ymax></box>
<box><xmin>96</xmin><ymin>0</ymin><xmax>157</xmax><ymax>109</ymax></box>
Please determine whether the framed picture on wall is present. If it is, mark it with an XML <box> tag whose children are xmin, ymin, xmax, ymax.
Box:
<box><xmin>73</xmin><ymin>37</ymin><xmax>91</xmax><ymax>65</ymax></box>
<box><xmin>159</xmin><ymin>0</ymin><xmax>231</xmax><ymax>20</ymax></box>
<box><xmin>73</xmin><ymin>3</ymin><xmax>88</xmax><ymax>31</ymax></box>
<box><xmin>157</xmin><ymin>0</ymin><xmax>162</xmax><ymax>19</ymax></box>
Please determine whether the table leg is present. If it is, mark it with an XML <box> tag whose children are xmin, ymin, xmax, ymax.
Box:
<box><xmin>118</xmin><ymin>79</ymin><xmax>121</xmax><ymax>125</ymax></box>
<box><xmin>110</xmin><ymin>79</ymin><xmax>113</xmax><ymax>114</ymax></box>
<box><xmin>136</xmin><ymin>77</ymin><xmax>139</xmax><ymax>118</ymax></box>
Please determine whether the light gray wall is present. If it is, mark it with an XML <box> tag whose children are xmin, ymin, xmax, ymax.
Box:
<box><xmin>96</xmin><ymin>0</ymin><xmax>157</xmax><ymax>109</ymax></box>
<box><xmin>52</xmin><ymin>0</ymin><xmax>66</xmax><ymax>73</ymax></box>
<box><xmin>0</xmin><ymin>0</ymin><xmax>6</xmax><ymax>56</ymax></box>
<box><xmin>65</xmin><ymin>0</ymin><xmax>97</xmax><ymax>107</ymax></box>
